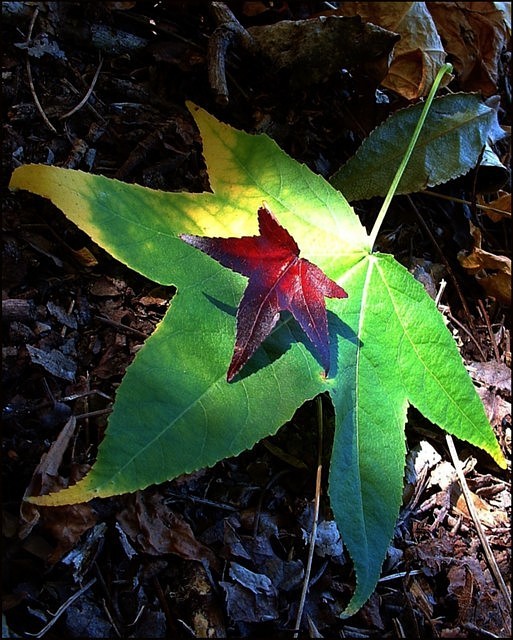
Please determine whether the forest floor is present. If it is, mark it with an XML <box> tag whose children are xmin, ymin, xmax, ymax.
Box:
<box><xmin>2</xmin><ymin>2</ymin><xmax>511</xmax><ymax>638</ymax></box>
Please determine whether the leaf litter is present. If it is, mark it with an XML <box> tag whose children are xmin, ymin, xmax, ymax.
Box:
<box><xmin>2</xmin><ymin>2</ymin><xmax>510</xmax><ymax>638</ymax></box>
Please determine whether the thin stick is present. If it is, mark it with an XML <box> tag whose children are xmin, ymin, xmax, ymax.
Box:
<box><xmin>294</xmin><ymin>396</ymin><xmax>324</xmax><ymax>637</ymax></box>
<box><xmin>434</xmin><ymin>278</ymin><xmax>447</xmax><ymax>306</ymax></box>
<box><xmin>25</xmin><ymin>7</ymin><xmax>57</xmax><ymax>134</ymax></box>
<box><xmin>74</xmin><ymin>408</ymin><xmax>112</xmax><ymax>420</ymax></box>
<box><xmin>421</xmin><ymin>190</ymin><xmax>511</xmax><ymax>218</ymax></box>
<box><xmin>437</xmin><ymin>293</ymin><xmax>509</xmax><ymax>613</ymax></box>
<box><xmin>25</xmin><ymin>578</ymin><xmax>96</xmax><ymax>638</ymax></box>
<box><xmin>59</xmin><ymin>53</ymin><xmax>103</xmax><ymax>120</ymax></box>
<box><xmin>60</xmin><ymin>77</ymin><xmax>105</xmax><ymax>121</ymax></box>
<box><xmin>407</xmin><ymin>194</ymin><xmax>476</xmax><ymax>330</ymax></box>
<box><xmin>445</xmin><ymin>310</ymin><xmax>488</xmax><ymax>362</ymax></box>
<box><xmin>93</xmin><ymin>314</ymin><xmax>149</xmax><ymax>339</ymax></box>
<box><xmin>445</xmin><ymin>435</ymin><xmax>511</xmax><ymax>611</ymax></box>
<box><xmin>477</xmin><ymin>299</ymin><xmax>501</xmax><ymax>363</ymax></box>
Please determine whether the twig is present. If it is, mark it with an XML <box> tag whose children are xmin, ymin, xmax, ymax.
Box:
<box><xmin>60</xmin><ymin>77</ymin><xmax>105</xmax><ymax>121</ymax></box>
<box><xmin>59</xmin><ymin>53</ymin><xmax>103</xmax><ymax>120</ymax></box>
<box><xmin>437</xmin><ymin>290</ymin><xmax>510</xmax><ymax>618</ymax></box>
<box><xmin>60</xmin><ymin>299</ymin><xmax>75</xmax><ymax>337</ymax></box>
<box><xmin>60</xmin><ymin>389</ymin><xmax>112</xmax><ymax>402</ymax></box>
<box><xmin>165</xmin><ymin>491</ymin><xmax>237</xmax><ymax>512</ymax></box>
<box><xmin>126</xmin><ymin>605</ymin><xmax>146</xmax><ymax>628</ymax></box>
<box><xmin>470</xmin><ymin>146</ymin><xmax>486</xmax><ymax>219</ymax></box>
<box><xmin>433</xmin><ymin>280</ymin><xmax>488</xmax><ymax>373</ymax></box>
<box><xmin>93</xmin><ymin>314</ymin><xmax>149</xmax><ymax>339</ymax></box>
<box><xmin>152</xmin><ymin>575</ymin><xmax>181</xmax><ymax>636</ymax></box>
<box><xmin>477</xmin><ymin>299</ymin><xmax>501</xmax><ymax>363</ymax></box>
<box><xmin>252</xmin><ymin>469</ymin><xmax>290</xmax><ymax>537</ymax></box>
<box><xmin>462</xmin><ymin>622</ymin><xmax>505</xmax><ymax>639</ymax></box>
<box><xmin>294</xmin><ymin>396</ymin><xmax>324</xmax><ymax>637</ymax></box>
<box><xmin>25</xmin><ymin>6</ymin><xmax>58</xmax><ymax>133</ymax></box>
<box><xmin>93</xmin><ymin>561</ymin><xmax>122</xmax><ymax>637</ymax></box>
<box><xmin>434</xmin><ymin>278</ymin><xmax>447</xmax><ymax>306</ymax></box>
<box><xmin>407</xmin><ymin>195</ymin><xmax>475</xmax><ymax>328</ymax></box>
<box><xmin>421</xmin><ymin>190</ymin><xmax>511</xmax><ymax>218</ymax></box>
<box><xmin>101</xmin><ymin>598</ymin><xmax>122</xmax><ymax>638</ymax></box>
<box><xmin>115</xmin><ymin>128</ymin><xmax>164</xmax><ymax>180</ymax></box>
<box><xmin>445</xmin><ymin>309</ymin><xmax>488</xmax><ymax>362</ymax></box>
<box><xmin>445</xmin><ymin>435</ymin><xmax>511</xmax><ymax>614</ymax></box>
<box><xmin>378</xmin><ymin>568</ymin><xmax>424</xmax><ymax>582</ymax></box>
<box><xmin>74</xmin><ymin>408</ymin><xmax>112</xmax><ymax>420</ymax></box>
<box><xmin>25</xmin><ymin>578</ymin><xmax>96</xmax><ymax>638</ymax></box>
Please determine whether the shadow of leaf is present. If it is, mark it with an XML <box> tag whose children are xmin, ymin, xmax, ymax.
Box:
<box><xmin>204</xmin><ymin>293</ymin><xmax>360</xmax><ymax>382</ymax></box>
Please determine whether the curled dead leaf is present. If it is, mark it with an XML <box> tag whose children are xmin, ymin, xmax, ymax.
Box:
<box><xmin>454</xmin><ymin>489</ymin><xmax>509</xmax><ymax>528</ymax></box>
<box><xmin>427</xmin><ymin>1</ymin><xmax>510</xmax><ymax>96</ymax></box>
<box><xmin>333</xmin><ymin>2</ymin><xmax>448</xmax><ymax>99</ymax></box>
<box><xmin>116</xmin><ymin>491</ymin><xmax>219</xmax><ymax>569</ymax></box>
<box><xmin>20</xmin><ymin>417</ymin><xmax>97</xmax><ymax>563</ymax></box>
<box><xmin>458</xmin><ymin>224</ymin><xmax>511</xmax><ymax>305</ymax></box>
<box><xmin>478</xmin><ymin>191</ymin><xmax>512</xmax><ymax>223</ymax></box>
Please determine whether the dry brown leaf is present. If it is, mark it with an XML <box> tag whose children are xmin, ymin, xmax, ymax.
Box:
<box><xmin>71</xmin><ymin>246</ymin><xmax>98</xmax><ymax>268</ymax></box>
<box><xmin>454</xmin><ymin>490</ymin><xmax>508</xmax><ymax>527</ymax></box>
<box><xmin>447</xmin><ymin>564</ymin><xmax>475</xmax><ymax>624</ymax></box>
<box><xmin>89</xmin><ymin>276</ymin><xmax>127</xmax><ymax>297</ymax></box>
<box><xmin>476</xmin><ymin>387</ymin><xmax>511</xmax><ymax>432</ymax></box>
<box><xmin>478</xmin><ymin>191</ymin><xmax>512</xmax><ymax>222</ymax></box>
<box><xmin>116</xmin><ymin>490</ymin><xmax>219</xmax><ymax>568</ymax></box>
<box><xmin>466</xmin><ymin>360</ymin><xmax>511</xmax><ymax>393</ymax></box>
<box><xmin>427</xmin><ymin>1</ymin><xmax>510</xmax><ymax>96</ymax></box>
<box><xmin>20</xmin><ymin>417</ymin><xmax>97</xmax><ymax>563</ymax></box>
<box><xmin>458</xmin><ymin>224</ymin><xmax>511</xmax><ymax>305</ymax></box>
<box><xmin>334</xmin><ymin>2</ymin><xmax>447</xmax><ymax>99</ymax></box>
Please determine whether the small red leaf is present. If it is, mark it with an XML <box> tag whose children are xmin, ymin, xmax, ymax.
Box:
<box><xmin>181</xmin><ymin>206</ymin><xmax>347</xmax><ymax>381</ymax></box>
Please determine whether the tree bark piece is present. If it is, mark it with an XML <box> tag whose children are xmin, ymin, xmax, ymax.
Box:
<box><xmin>208</xmin><ymin>2</ymin><xmax>255</xmax><ymax>105</ymax></box>
<box><xmin>2</xmin><ymin>298</ymin><xmax>36</xmax><ymax>321</ymax></box>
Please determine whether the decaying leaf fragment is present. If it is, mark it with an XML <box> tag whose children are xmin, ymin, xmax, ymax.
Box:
<box><xmin>478</xmin><ymin>191</ymin><xmax>512</xmax><ymax>222</ymax></box>
<box><xmin>19</xmin><ymin>417</ymin><xmax>97</xmax><ymax>563</ymax></box>
<box><xmin>220</xmin><ymin>562</ymin><xmax>279</xmax><ymax>623</ymax></box>
<box><xmin>116</xmin><ymin>491</ymin><xmax>218</xmax><ymax>567</ymax></box>
<box><xmin>458</xmin><ymin>224</ymin><xmax>511</xmax><ymax>305</ymax></box>
<box><xmin>427</xmin><ymin>1</ymin><xmax>511</xmax><ymax>96</ymax></box>
<box><xmin>330</xmin><ymin>2</ymin><xmax>448</xmax><ymax>99</ymax></box>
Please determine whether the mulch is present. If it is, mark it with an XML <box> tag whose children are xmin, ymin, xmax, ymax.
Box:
<box><xmin>2</xmin><ymin>2</ymin><xmax>511</xmax><ymax>638</ymax></box>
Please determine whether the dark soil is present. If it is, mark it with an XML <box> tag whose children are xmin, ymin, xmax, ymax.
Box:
<box><xmin>2</xmin><ymin>2</ymin><xmax>511</xmax><ymax>638</ymax></box>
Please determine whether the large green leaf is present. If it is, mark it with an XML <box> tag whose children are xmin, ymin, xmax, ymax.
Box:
<box><xmin>9</xmin><ymin>104</ymin><xmax>506</xmax><ymax>617</ymax></box>
<box><xmin>329</xmin><ymin>93</ymin><xmax>505</xmax><ymax>200</ymax></box>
